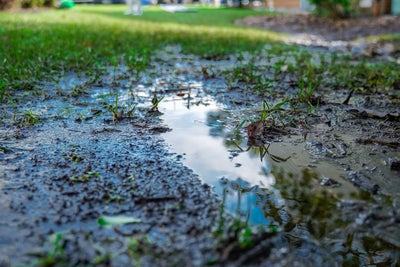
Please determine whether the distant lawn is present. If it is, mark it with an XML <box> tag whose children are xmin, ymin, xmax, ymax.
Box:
<box><xmin>0</xmin><ymin>5</ymin><xmax>286</xmax><ymax>91</ymax></box>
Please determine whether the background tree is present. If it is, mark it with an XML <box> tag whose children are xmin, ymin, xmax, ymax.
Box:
<box><xmin>308</xmin><ymin>0</ymin><xmax>360</xmax><ymax>18</ymax></box>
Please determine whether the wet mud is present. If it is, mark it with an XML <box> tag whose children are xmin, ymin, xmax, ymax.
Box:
<box><xmin>236</xmin><ymin>14</ymin><xmax>400</xmax><ymax>59</ymax></box>
<box><xmin>1</xmin><ymin>44</ymin><xmax>399</xmax><ymax>266</ymax></box>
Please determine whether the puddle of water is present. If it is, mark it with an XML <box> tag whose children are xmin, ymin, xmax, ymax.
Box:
<box><xmin>161</xmin><ymin>97</ymin><xmax>278</xmax><ymax>225</ymax></box>
<box><xmin>161</xmin><ymin>97</ymin><xmax>275</xmax><ymax>187</ymax></box>
<box><xmin>159</xmin><ymin>95</ymin><xmax>358</xmax><ymax>227</ymax></box>
<box><xmin>160</xmin><ymin>93</ymin><xmax>400</xmax><ymax>264</ymax></box>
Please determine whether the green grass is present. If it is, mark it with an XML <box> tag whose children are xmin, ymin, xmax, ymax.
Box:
<box><xmin>358</xmin><ymin>33</ymin><xmax>400</xmax><ymax>42</ymax></box>
<box><xmin>0</xmin><ymin>5</ymin><xmax>285</xmax><ymax>92</ymax></box>
<box><xmin>1</xmin><ymin>5</ymin><xmax>399</xmax><ymax>101</ymax></box>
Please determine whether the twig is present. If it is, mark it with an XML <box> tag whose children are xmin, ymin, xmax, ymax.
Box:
<box><xmin>342</xmin><ymin>89</ymin><xmax>354</xmax><ymax>105</ymax></box>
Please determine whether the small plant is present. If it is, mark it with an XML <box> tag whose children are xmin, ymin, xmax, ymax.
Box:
<box><xmin>294</xmin><ymin>54</ymin><xmax>321</xmax><ymax>99</ymax></box>
<box><xmin>70</xmin><ymin>171</ymin><xmax>100</xmax><ymax>183</ymax></box>
<box><xmin>14</xmin><ymin>110</ymin><xmax>41</xmax><ymax>126</ymax></box>
<box><xmin>105</xmin><ymin>191</ymin><xmax>126</xmax><ymax>203</ymax></box>
<box><xmin>234</xmin><ymin>220</ymin><xmax>254</xmax><ymax>249</ymax></box>
<box><xmin>323</xmin><ymin>60</ymin><xmax>400</xmax><ymax>93</ymax></box>
<box><xmin>68</xmin><ymin>153</ymin><xmax>85</xmax><ymax>163</ymax></box>
<box><xmin>308</xmin><ymin>0</ymin><xmax>354</xmax><ymax>18</ymax></box>
<box><xmin>150</xmin><ymin>93</ymin><xmax>164</xmax><ymax>113</ymax></box>
<box><xmin>21</xmin><ymin>0</ymin><xmax>45</xmax><ymax>8</ymax></box>
<box><xmin>0</xmin><ymin>145</ymin><xmax>12</xmax><ymax>153</ymax></box>
<box><xmin>224</xmin><ymin>59</ymin><xmax>272</xmax><ymax>93</ymax></box>
<box><xmin>127</xmin><ymin>49</ymin><xmax>149</xmax><ymax>81</ymax></box>
<box><xmin>294</xmin><ymin>80</ymin><xmax>320</xmax><ymax>115</ymax></box>
<box><xmin>106</xmin><ymin>90</ymin><xmax>136</xmax><ymax>122</ymax></box>
<box><xmin>34</xmin><ymin>233</ymin><xmax>66</xmax><ymax>267</ymax></box>
<box><xmin>126</xmin><ymin>235</ymin><xmax>152</xmax><ymax>265</ymax></box>
<box><xmin>260</xmin><ymin>99</ymin><xmax>288</xmax><ymax>123</ymax></box>
<box><xmin>86</xmin><ymin>73</ymin><xmax>103</xmax><ymax>86</ymax></box>
<box><xmin>273</xmin><ymin>57</ymin><xmax>289</xmax><ymax>79</ymax></box>
<box><xmin>259</xmin><ymin>98</ymin><xmax>290</xmax><ymax>127</ymax></box>
<box><xmin>297</xmin><ymin>81</ymin><xmax>314</xmax><ymax>103</ymax></box>
<box><xmin>234</xmin><ymin>98</ymin><xmax>289</xmax><ymax>137</ymax></box>
<box><xmin>0</xmin><ymin>78</ymin><xmax>7</xmax><ymax>102</ymax></box>
<box><xmin>109</xmin><ymin>91</ymin><xmax>122</xmax><ymax>122</ymax></box>
<box><xmin>70</xmin><ymin>84</ymin><xmax>88</xmax><ymax>97</ymax></box>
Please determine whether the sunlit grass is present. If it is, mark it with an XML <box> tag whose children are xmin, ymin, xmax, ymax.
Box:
<box><xmin>1</xmin><ymin>5</ymin><xmax>398</xmax><ymax>98</ymax></box>
<box><xmin>0</xmin><ymin>5</ymin><xmax>287</xmax><ymax>91</ymax></box>
<box><xmin>360</xmin><ymin>33</ymin><xmax>400</xmax><ymax>42</ymax></box>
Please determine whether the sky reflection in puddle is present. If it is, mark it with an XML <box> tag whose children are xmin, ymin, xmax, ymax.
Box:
<box><xmin>160</xmin><ymin>96</ymin><xmax>279</xmax><ymax>225</ymax></box>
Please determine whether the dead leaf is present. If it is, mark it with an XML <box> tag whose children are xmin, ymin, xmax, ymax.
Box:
<box><xmin>245</xmin><ymin>120</ymin><xmax>265</xmax><ymax>138</ymax></box>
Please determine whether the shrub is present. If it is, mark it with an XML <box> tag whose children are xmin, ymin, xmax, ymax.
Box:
<box><xmin>20</xmin><ymin>0</ymin><xmax>44</xmax><ymax>8</ymax></box>
<box><xmin>308</xmin><ymin>0</ymin><xmax>358</xmax><ymax>18</ymax></box>
<box><xmin>43</xmin><ymin>0</ymin><xmax>55</xmax><ymax>7</ymax></box>
<box><xmin>0</xmin><ymin>0</ymin><xmax>16</xmax><ymax>10</ymax></box>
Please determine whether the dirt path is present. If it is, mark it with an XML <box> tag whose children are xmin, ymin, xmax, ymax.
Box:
<box><xmin>236</xmin><ymin>14</ymin><xmax>400</xmax><ymax>56</ymax></box>
<box><xmin>236</xmin><ymin>14</ymin><xmax>400</xmax><ymax>41</ymax></box>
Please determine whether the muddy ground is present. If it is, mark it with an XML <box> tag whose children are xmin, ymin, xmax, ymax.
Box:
<box><xmin>236</xmin><ymin>14</ymin><xmax>400</xmax><ymax>57</ymax></box>
<box><xmin>236</xmin><ymin>14</ymin><xmax>400</xmax><ymax>41</ymax></box>
<box><xmin>1</xmin><ymin>14</ymin><xmax>400</xmax><ymax>267</ymax></box>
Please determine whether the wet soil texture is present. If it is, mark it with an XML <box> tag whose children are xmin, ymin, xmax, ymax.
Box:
<box><xmin>236</xmin><ymin>14</ymin><xmax>400</xmax><ymax>57</ymax></box>
<box><xmin>1</xmin><ymin>20</ymin><xmax>400</xmax><ymax>267</ymax></box>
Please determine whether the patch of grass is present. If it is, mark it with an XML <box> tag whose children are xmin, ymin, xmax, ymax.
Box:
<box><xmin>259</xmin><ymin>98</ymin><xmax>289</xmax><ymax>124</ymax></box>
<box><xmin>34</xmin><ymin>233</ymin><xmax>67</xmax><ymax>267</ymax></box>
<box><xmin>0</xmin><ymin>145</ymin><xmax>12</xmax><ymax>153</ymax></box>
<box><xmin>235</xmin><ymin>98</ymin><xmax>290</xmax><ymax>132</ymax></box>
<box><xmin>69</xmin><ymin>84</ymin><xmax>88</xmax><ymax>97</ymax></box>
<box><xmin>103</xmin><ymin>88</ymin><xmax>136</xmax><ymax>122</ymax></box>
<box><xmin>0</xmin><ymin>78</ymin><xmax>8</xmax><ymax>102</ymax></box>
<box><xmin>127</xmin><ymin>49</ymin><xmax>150</xmax><ymax>81</ymax></box>
<box><xmin>225</xmin><ymin>63</ymin><xmax>273</xmax><ymax>92</ymax></box>
<box><xmin>70</xmin><ymin>171</ymin><xmax>100</xmax><ymax>183</ymax></box>
<box><xmin>359</xmin><ymin>33</ymin><xmax>400</xmax><ymax>42</ymax></box>
<box><xmin>150</xmin><ymin>93</ymin><xmax>164</xmax><ymax>113</ymax></box>
<box><xmin>14</xmin><ymin>109</ymin><xmax>41</xmax><ymax>126</ymax></box>
<box><xmin>0</xmin><ymin>5</ymin><xmax>283</xmax><ymax>96</ymax></box>
<box><xmin>68</xmin><ymin>152</ymin><xmax>85</xmax><ymax>163</ymax></box>
<box><xmin>108</xmin><ymin>90</ymin><xmax>123</xmax><ymax>122</ymax></box>
<box><xmin>326</xmin><ymin>60</ymin><xmax>400</xmax><ymax>92</ymax></box>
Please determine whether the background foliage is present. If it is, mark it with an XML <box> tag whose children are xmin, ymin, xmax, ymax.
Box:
<box><xmin>308</xmin><ymin>0</ymin><xmax>360</xmax><ymax>18</ymax></box>
<box><xmin>0</xmin><ymin>0</ymin><xmax>55</xmax><ymax>9</ymax></box>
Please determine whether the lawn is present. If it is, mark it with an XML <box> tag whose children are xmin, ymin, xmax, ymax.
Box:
<box><xmin>0</xmin><ymin>5</ymin><xmax>286</xmax><ymax>92</ymax></box>
<box><xmin>0</xmin><ymin>5</ymin><xmax>398</xmax><ymax>102</ymax></box>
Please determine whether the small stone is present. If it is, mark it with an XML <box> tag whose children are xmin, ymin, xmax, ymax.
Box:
<box><xmin>388</xmin><ymin>158</ymin><xmax>400</xmax><ymax>171</ymax></box>
<box><xmin>321</xmin><ymin>177</ymin><xmax>341</xmax><ymax>187</ymax></box>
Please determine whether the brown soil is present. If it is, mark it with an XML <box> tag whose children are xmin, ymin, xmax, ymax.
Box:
<box><xmin>236</xmin><ymin>14</ymin><xmax>400</xmax><ymax>41</ymax></box>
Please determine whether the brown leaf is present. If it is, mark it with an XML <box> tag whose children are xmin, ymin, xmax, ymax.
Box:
<box><xmin>245</xmin><ymin>120</ymin><xmax>265</xmax><ymax>138</ymax></box>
